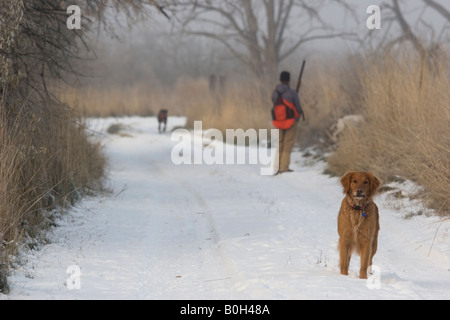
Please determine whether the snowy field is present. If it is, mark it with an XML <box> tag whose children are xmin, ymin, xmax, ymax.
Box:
<box><xmin>4</xmin><ymin>117</ymin><xmax>449</xmax><ymax>300</ymax></box>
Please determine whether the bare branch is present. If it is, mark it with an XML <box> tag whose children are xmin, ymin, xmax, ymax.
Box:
<box><xmin>1</xmin><ymin>0</ymin><xmax>165</xmax><ymax>111</ymax></box>
<box><xmin>422</xmin><ymin>0</ymin><xmax>450</xmax><ymax>21</ymax></box>
<box><xmin>166</xmin><ymin>0</ymin><xmax>358</xmax><ymax>78</ymax></box>
<box><xmin>391</xmin><ymin>0</ymin><xmax>425</xmax><ymax>53</ymax></box>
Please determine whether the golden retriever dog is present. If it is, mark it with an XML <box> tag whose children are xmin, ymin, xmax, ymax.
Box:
<box><xmin>338</xmin><ymin>171</ymin><xmax>381</xmax><ymax>279</ymax></box>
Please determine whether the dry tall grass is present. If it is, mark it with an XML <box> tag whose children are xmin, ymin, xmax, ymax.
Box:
<box><xmin>295</xmin><ymin>56</ymin><xmax>363</xmax><ymax>149</ymax></box>
<box><xmin>62</xmin><ymin>77</ymin><xmax>274</xmax><ymax>132</ymax></box>
<box><xmin>0</xmin><ymin>104</ymin><xmax>106</xmax><ymax>293</ymax></box>
<box><xmin>327</xmin><ymin>49</ymin><xmax>450</xmax><ymax>215</ymax></box>
<box><xmin>60</xmin><ymin>80</ymin><xmax>206</xmax><ymax>119</ymax></box>
<box><xmin>182</xmin><ymin>79</ymin><xmax>273</xmax><ymax>132</ymax></box>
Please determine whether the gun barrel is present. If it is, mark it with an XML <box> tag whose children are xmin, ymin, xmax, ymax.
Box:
<box><xmin>296</xmin><ymin>60</ymin><xmax>306</xmax><ymax>93</ymax></box>
<box><xmin>296</xmin><ymin>60</ymin><xmax>306</xmax><ymax>121</ymax></box>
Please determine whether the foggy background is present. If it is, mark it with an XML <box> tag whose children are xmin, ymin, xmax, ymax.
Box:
<box><xmin>78</xmin><ymin>0</ymin><xmax>449</xmax><ymax>89</ymax></box>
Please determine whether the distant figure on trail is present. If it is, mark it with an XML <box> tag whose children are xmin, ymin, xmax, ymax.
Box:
<box><xmin>158</xmin><ymin>109</ymin><xmax>168</xmax><ymax>133</ymax></box>
<box><xmin>271</xmin><ymin>71</ymin><xmax>304</xmax><ymax>175</ymax></box>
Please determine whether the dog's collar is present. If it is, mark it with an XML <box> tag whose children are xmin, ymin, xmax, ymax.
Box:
<box><xmin>347</xmin><ymin>198</ymin><xmax>368</xmax><ymax>218</ymax></box>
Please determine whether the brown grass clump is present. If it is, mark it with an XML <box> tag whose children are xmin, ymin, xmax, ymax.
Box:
<box><xmin>0</xmin><ymin>104</ymin><xmax>106</xmax><ymax>293</ymax></box>
<box><xmin>327</xmin><ymin>49</ymin><xmax>450</xmax><ymax>215</ymax></box>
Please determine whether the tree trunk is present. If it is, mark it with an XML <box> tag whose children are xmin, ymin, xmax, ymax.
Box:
<box><xmin>242</xmin><ymin>0</ymin><xmax>265</xmax><ymax>77</ymax></box>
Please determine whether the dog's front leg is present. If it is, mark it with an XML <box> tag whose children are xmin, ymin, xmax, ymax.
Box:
<box><xmin>339</xmin><ymin>237</ymin><xmax>352</xmax><ymax>276</ymax></box>
<box><xmin>359</xmin><ymin>241</ymin><xmax>372</xmax><ymax>279</ymax></box>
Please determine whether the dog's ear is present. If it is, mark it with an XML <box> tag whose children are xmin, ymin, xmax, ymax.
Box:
<box><xmin>368</xmin><ymin>173</ymin><xmax>382</xmax><ymax>197</ymax></box>
<box><xmin>340</xmin><ymin>172</ymin><xmax>354</xmax><ymax>195</ymax></box>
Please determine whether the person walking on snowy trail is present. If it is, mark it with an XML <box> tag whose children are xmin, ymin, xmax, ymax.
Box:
<box><xmin>271</xmin><ymin>71</ymin><xmax>304</xmax><ymax>175</ymax></box>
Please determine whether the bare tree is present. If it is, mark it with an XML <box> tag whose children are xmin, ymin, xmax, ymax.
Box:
<box><xmin>380</xmin><ymin>0</ymin><xmax>425</xmax><ymax>53</ymax></box>
<box><xmin>366</xmin><ymin>0</ymin><xmax>449</xmax><ymax>54</ymax></box>
<box><xmin>0</xmin><ymin>0</ymin><xmax>165</xmax><ymax>112</ymax></box>
<box><xmin>166</xmin><ymin>0</ymin><xmax>356</xmax><ymax>79</ymax></box>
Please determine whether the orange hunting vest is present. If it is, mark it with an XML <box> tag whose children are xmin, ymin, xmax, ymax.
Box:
<box><xmin>272</xmin><ymin>92</ymin><xmax>300</xmax><ymax>130</ymax></box>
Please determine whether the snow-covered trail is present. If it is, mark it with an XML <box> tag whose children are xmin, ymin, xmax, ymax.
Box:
<box><xmin>6</xmin><ymin>117</ymin><xmax>449</xmax><ymax>300</ymax></box>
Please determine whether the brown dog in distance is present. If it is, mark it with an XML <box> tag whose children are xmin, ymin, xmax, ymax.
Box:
<box><xmin>338</xmin><ymin>171</ymin><xmax>381</xmax><ymax>279</ymax></box>
<box><xmin>157</xmin><ymin>109</ymin><xmax>168</xmax><ymax>133</ymax></box>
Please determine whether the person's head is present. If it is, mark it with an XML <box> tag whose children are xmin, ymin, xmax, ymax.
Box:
<box><xmin>280</xmin><ymin>71</ymin><xmax>290</xmax><ymax>84</ymax></box>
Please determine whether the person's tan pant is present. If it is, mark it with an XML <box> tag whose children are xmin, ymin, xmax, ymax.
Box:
<box><xmin>277</xmin><ymin>121</ymin><xmax>299</xmax><ymax>172</ymax></box>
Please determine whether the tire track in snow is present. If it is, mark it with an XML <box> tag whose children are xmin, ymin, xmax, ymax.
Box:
<box><xmin>146</xmin><ymin>153</ymin><xmax>246</xmax><ymax>299</ymax></box>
